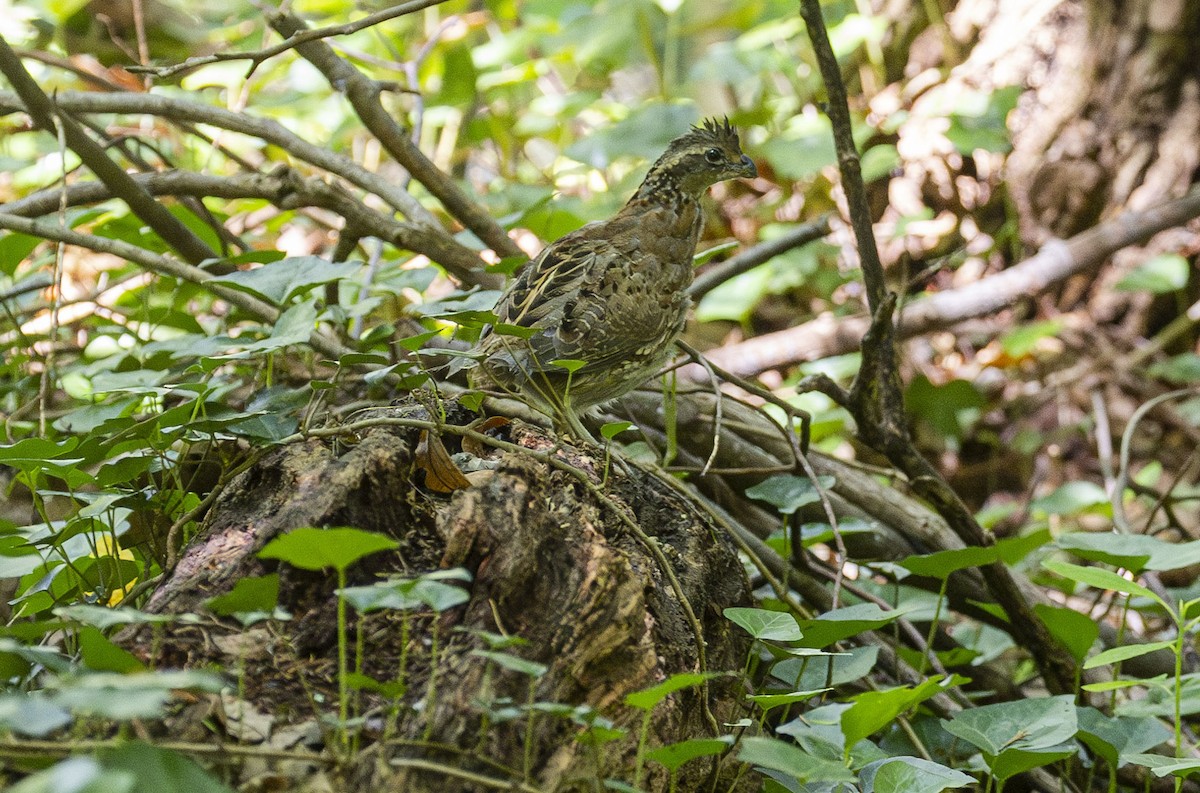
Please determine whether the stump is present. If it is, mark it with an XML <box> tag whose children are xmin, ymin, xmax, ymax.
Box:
<box><xmin>119</xmin><ymin>401</ymin><xmax>754</xmax><ymax>792</ymax></box>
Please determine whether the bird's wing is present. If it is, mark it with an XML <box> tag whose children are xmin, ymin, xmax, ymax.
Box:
<box><xmin>496</xmin><ymin>231</ymin><xmax>598</xmax><ymax>330</ymax></box>
<box><xmin>492</xmin><ymin>230</ymin><xmax>683</xmax><ymax>373</ymax></box>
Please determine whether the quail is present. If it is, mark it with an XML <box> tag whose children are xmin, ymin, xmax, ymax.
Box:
<box><xmin>472</xmin><ymin>118</ymin><xmax>757</xmax><ymax>440</ymax></box>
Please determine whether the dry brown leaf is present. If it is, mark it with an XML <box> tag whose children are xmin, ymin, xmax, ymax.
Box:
<box><xmin>416</xmin><ymin>429</ymin><xmax>472</xmax><ymax>493</ymax></box>
<box><xmin>462</xmin><ymin>416</ymin><xmax>510</xmax><ymax>457</ymax></box>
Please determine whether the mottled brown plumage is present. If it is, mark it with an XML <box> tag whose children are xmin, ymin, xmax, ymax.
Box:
<box><xmin>473</xmin><ymin>118</ymin><xmax>756</xmax><ymax>438</ymax></box>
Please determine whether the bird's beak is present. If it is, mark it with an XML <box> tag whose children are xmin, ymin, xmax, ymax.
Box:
<box><xmin>738</xmin><ymin>154</ymin><xmax>757</xmax><ymax>178</ymax></box>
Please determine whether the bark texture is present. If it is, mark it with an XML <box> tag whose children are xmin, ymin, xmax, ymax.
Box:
<box><xmin>117</xmin><ymin>401</ymin><xmax>753</xmax><ymax>792</ymax></box>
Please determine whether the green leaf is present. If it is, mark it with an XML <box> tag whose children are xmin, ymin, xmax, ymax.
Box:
<box><xmin>459</xmin><ymin>391</ymin><xmax>485</xmax><ymax>412</ymax></box>
<box><xmin>0</xmin><ymin>693</ymin><xmax>72</xmax><ymax>737</ymax></box>
<box><xmin>78</xmin><ymin>627</ymin><xmax>145</xmax><ymax>673</ymax></box>
<box><xmin>1076</xmin><ymin>707</ymin><xmax>1172</xmax><ymax>768</ymax></box>
<box><xmin>0</xmin><ymin>233</ymin><xmax>44</xmax><ymax>275</ymax></box>
<box><xmin>746</xmin><ymin>689</ymin><xmax>829</xmax><ymax>711</ymax></box>
<box><xmin>646</xmin><ymin>738</ymin><xmax>730</xmax><ymax>773</ymax></box>
<box><xmin>759</xmin><ymin>122</ymin><xmax>837</xmax><ymax>181</ymax></box>
<box><xmin>205</xmin><ymin>574</ymin><xmax>280</xmax><ymax>617</ymax></box>
<box><xmin>736</xmin><ymin>736</ymin><xmax>856</xmax><ymax>783</ymax></box>
<box><xmin>518</xmin><ymin>202</ymin><xmax>585</xmax><ymax>240</ymax></box>
<box><xmin>1041</xmin><ymin>559</ymin><xmax>1160</xmax><ymax>603</ymax></box>
<box><xmin>775</xmin><ymin>645</ymin><xmax>877</xmax><ymax>691</ymax></box>
<box><xmin>796</xmin><ymin>604</ymin><xmax>909</xmax><ymax>649</ymax></box>
<box><xmin>1124</xmin><ymin>753</ymin><xmax>1200</xmax><ymax>778</ymax></box>
<box><xmin>724</xmin><ymin>607</ymin><xmax>803</xmax><ymax>641</ymax></box>
<box><xmin>1032</xmin><ymin>481</ymin><xmax>1109</xmax><ymax>515</ymax></box>
<box><xmin>259</xmin><ymin>527</ymin><xmax>398</xmax><ymax>572</ymax></box>
<box><xmin>860</xmin><ymin>144</ymin><xmax>900</xmax><ymax>183</ymax></box>
<box><xmin>989</xmin><ymin>747</ymin><xmax>1075</xmax><ymax>781</ymax></box>
<box><xmin>1058</xmin><ymin>532</ymin><xmax>1200</xmax><ymax>573</ymax></box>
<box><xmin>695</xmin><ymin>264</ymin><xmax>773</xmax><ymax>322</ymax></box>
<box><xmin>899</xmin><ymin>546</ymin><xmax>999</xmax><ymax>579</ymax></box>
<box><xmin>841</xmin><ymin>676</ymin><xmax>954</xmax><ymax>748</ymax></box>
<box><xmin>0</xmin><ymin>638</ymin><xmax>73</xmax><ymax>675</ymax></box>
<box><xmin>944</xmin><ymin>86</ymin><xmax>1020</xmax><ymax>154</ymax></box>
<box><xmin>52</xmin><ymin>670</ymin><xmax>226</xmax><ymax>721</ymax></box>
<box><xmin>96</xmin><ymin>741</ymin><xmax>235</xmax><ymax>793</ymax></box>
<box><xmin>55</xmin><ymin>604</ymin><xmax>175</xmax><ymax>629</ymax></box>
<box><xmin>209</xmin><ymin>256</ymin><xmax>351</xmax><ymax>304</ymax></box>
<box><xmin>1148</xmin><ymin>354</ymin><xmax>1200</xmax><ymax>384</ymax></box>
<box><xmin>552</xmin><ymin>359</ymin><xmax>587</xmax><ymax>373</ymax></box>
<box><xmin>1000</xmin><ymin>320</ymin><xmax>1063</xmax><ymax>358</ymax></box>
<box><xmin>565</xmin><ymin>103</ymin><xmax>699</xmax><ymax>167</ymax></box>
<box><xmin>693</xmin><ymin>240</ymin><xmax>739</xmax><ymax>266</ymax></box>
<box><xmin>395</xmin><ymin>330</ymin><xmax>443</xmax><ymax>352</ymax></box>
<box><xmin>745</xmin><ymin>475</ymin><xmax>835</xmax><ymax>515</ymax></box>
<box><xmin>1115</xmin><ymin>254</ymin><xmax>1189</xmax><ymax>293</ymax></box>
<box><xmin>8</xmin><ymin>756</ymin><xmax>135</xmax><ymax>793</ymax></box>
<box><xmin>339</xmin><ymin>570</ymin><xmax>471</xmax><ymax>613</ymax></box>
<box><xmin>600</xmin><ymin>421</ymin><xmax>636</xmax><ymax>440</ymax></box>
<box><xmin>0</xmin><ymin>437</ymin><xmax>82</xmax><ymax>472</ymax></box>
<box><xmin>906</xmin><ymin>376</ymin><xmax>985</xmax><ymax>443</ymax></box>
<box><xmin>858</xmin><ymin>756</ymin><xmax>976</xmax><ymax>792</ymax></box>
<box><xmin>941</xmin><ymin>694</ymin><xmax>1077</xmax><ymax>756</ymax></box>
<box><xmin>1033</xmin><ymin>603</ymin><xmax>1099</xmax><ymax>663</ymax></box>
<box><xmin>490</xmin><ymin>323</ymin><xmax>538</xmax><ymax>339</ymax></box>
<box><xmin>232</xmin><ymin>299</ymin><xmax>318</xmax><ymax>354</ymax></box>
<box><xmin>1083</xmin><ymin>676</ymin><xmax>1167</xmax><ymax>693</ymax></box>
<box><xmin>1084</xmin><ymin>640</ymin><xmax>1175</xmax><ymax>670</ymax></box>
<box><xmin>625</xmin><ymin>672</ymin><xmax>718</xmax><ymax>711</ymax></box>
<box><xmin>471</xmin><ymin>650</ymin><xmax>547</xmax><ymax>677</ymax></box>
<box><xmin>996</xmin><ymin>528</ymin><xmax>1052</xmax><ymax>564</ymax></box>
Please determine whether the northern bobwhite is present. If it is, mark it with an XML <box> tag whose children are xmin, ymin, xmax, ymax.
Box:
<box><xmin>472</xmin><ymin>118</ymin><xmax>756</xmax><ymax>439</ymax></box>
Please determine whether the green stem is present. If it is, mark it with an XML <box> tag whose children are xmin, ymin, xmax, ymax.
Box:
<box><xmin>523</xmin><ymin>677</ymin><xmax>537</xmax><ymax>780</ymax></box>
<box><xmin>919</xmin><ymin>579</ymin><xmax>948</xmax><ymax>676</ymax></box>
<box><xmin>337</xmin><ymin>566</ymin><xmax>349</xmax><ymax>747</ymax></box>
<box><xmin>633</xmin><ymin>709</ymin><xmax>652</xmax><ymax>788</ymax></box>
<box><xmin>421</xmin><ymin>619</ymin><xmax>442</xmax><ymax>742</ymax></box>
<box><xmin>1175</xmin><ymin>615</ymin><xmax>1185</xmax><ymax>793</ymax></box>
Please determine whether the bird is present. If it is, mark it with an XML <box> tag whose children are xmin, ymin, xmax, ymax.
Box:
<box><xmin>471</xmin><ymin>117</ymin><xmax>757</xmax><ymax>441</ymax></box>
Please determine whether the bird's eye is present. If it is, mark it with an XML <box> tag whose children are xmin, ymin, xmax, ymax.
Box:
<box><xmin>704</xmin><ymin>148</ymin><xmax>723</xmax><ymax>164</ymax></box>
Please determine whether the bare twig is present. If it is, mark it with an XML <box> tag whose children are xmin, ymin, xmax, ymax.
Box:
<box><xmin>798</xmin><ymin>0</ymin><xmax>1077</xmax><ymax>694</ymax></box>
<box><xmin>0</xmin><ymin>212</ymin><xmax>358</xmax><ymax>367</ymax></box>
<box><xmin>0</xmin><ymin>90</ymin><xmax>447</xmax><ymax>231</ymax></box>
<box><xmin>0</xmin><ymin>37</ymin><xmax>216</xmax><ymax>265</ymax></box>
<box><xmin>267</xmin><ymin>9</ymin><xmax>523</xmax><ymax>261</ymax></box>
<box><xmin>12</xmin><ymin>48</ymin><xmax>128</xmax><ymax>91</ymax></box>
<box><xmin>699</xmin><ymin>186</ymin><xmax>1200</xmax><ymax>379</ymax></box>
<box><xmin>127</xmin><ymin>0</ymin><xmax>452</xmax><ymax>80</ymax></box>
<box><xmin>688</xmin><ymin>215</ymin><xmax>832</xmax><ymax>300</ymax></box>
<box><xmin>0</xmin><ymin>275</ymin><xmax>52</xmax><ymax>304</ymax></box>
<box><xmin>0</xmin><ymin>169</ymin><xmax>499</xmax><ymax>288</ymax></box>
<box><xmin>797</xmin><ymin>4</ymin><xmax>885</xmax><ymax>311</ymax></box>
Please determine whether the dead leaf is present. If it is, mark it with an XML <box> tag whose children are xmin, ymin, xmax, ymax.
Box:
<box><xmin>416</xmin><ymin>430</ymin><xmax>472</xmax><ymax>493</ymax></box>
<box><xmin>462</xmin><ymin>416</ymin><xmax>511</xmax><ymax>457</ymax></box>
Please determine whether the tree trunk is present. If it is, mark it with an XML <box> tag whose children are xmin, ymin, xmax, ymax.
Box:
<box><xmin>117</xmin><ymin>400</ymin><xmax>754</xmax><ymax>792</ymax></box>
<box><xmin>1005</xmin><ymin>0</ymin><xmax>1200</xmax><ymax>325</ymax></box>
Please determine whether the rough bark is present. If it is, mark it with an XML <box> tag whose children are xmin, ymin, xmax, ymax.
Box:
<box><xmin>1001</xmin><ymin>0</ymin><xmax>1200</xmax><ymax>327</ymax></box>
<box><xmin>117</xmin><ymin>401</ymin><xmax>754</xmax><ymax>792</ymax></box>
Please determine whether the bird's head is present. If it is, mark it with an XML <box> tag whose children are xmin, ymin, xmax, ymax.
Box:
<box><xmin>650</xmin><ymin>117</ymin><xmax>757</xmax><ymax>194</ymax></box>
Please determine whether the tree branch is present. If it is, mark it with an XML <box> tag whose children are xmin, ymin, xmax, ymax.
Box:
<box><xmin>266</xmin><ymin>9</ymin><xmax>524</xmax><ymax>261</ymax></box>
<box><xmin>0</xmin><ymin>37</ymin><xmax>216</xmax><ymax>266</ymax></box>
<box><xmin>0</xmin><ymin>212</ymin><xmax>356</xmax><ymax>364</ymax></box>
<box><xmin>0</xmin><ymin>169</ymin><xmax>501</xmax><ymax>289</ymax></box>
<box><xmin>697</xmin><ymin>185</ymin><xmax>1200</xmax><ymax>378</ymax></box>
<box><xmin>688</xmin><ymin>215</ymin><xmax>832</xmax><ymax>300</ymax></box>
<box><xmin>0</xmin><ymin>90</ymin><xmax>446</xmax><ymax>232</ymax></box>
<box><xmin>128</xmin><ymin>0</ymin><xmax>451</xmax><ymax>80</ymax></box>
<box><xmin>798</xmin><ymin>0</ymin><xmax>1077</xmax><ymax>695</ymax></box>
